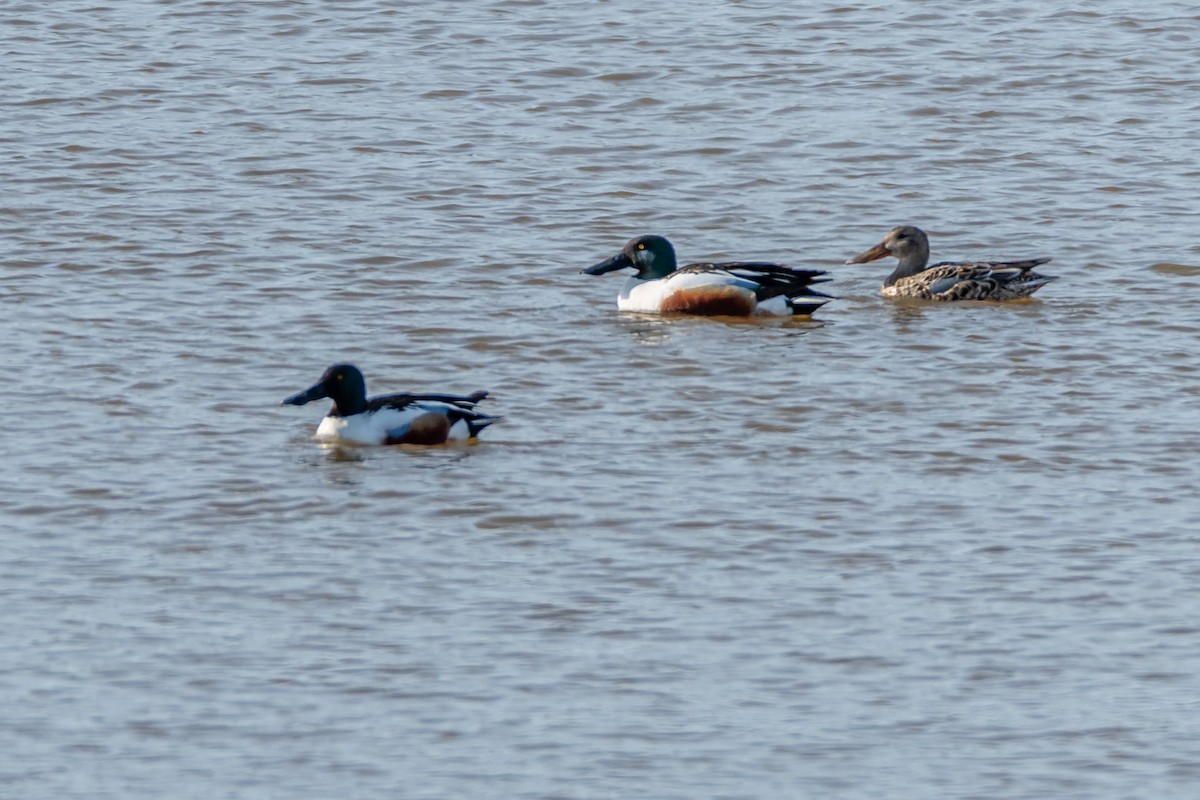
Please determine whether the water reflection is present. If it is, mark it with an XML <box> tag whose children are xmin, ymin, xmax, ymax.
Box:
<box><xmin>319</xmin><ymin>444</ymin><xmax>368</xmax><ymax>464</ymax></box>
<box><xmin>315</xmin><ymin>440</ymin><xmax>481</xmax><ymax>470</ymax></box>
<box><xmin>615</xmin><ymin>311</ymin><xmax>826</xmax><ymax>346</ymax></box>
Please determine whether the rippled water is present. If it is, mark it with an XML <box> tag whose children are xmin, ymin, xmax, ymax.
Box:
<box><xmin>6</xmin><ymin>2</ymin><xmax>1200</xmax><ymax>798</ymax></box>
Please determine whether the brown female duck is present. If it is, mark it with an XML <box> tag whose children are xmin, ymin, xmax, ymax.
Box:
<box><xmin>846</xmin><ymin>225</ymin><xmax>1056</xmax><ymax>301</ymax></box>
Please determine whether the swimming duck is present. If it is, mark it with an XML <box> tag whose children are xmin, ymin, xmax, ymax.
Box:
<box><xmin>583</xmin><ymin>234</ymin><xmax>831</xmax><ymax>316</ymax></box>
<box><xmin>845</xmin><ymin>225</ymin><xmax>1057</xmax><ymax>301</ymax></box>
<box><xmin>282</xmin><ymin>363</ymin><xmax>498</xmax><ymax>446</ymax></box>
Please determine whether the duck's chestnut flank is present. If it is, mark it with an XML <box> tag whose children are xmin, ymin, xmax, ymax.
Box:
<box><xmin>659</xmin><ymin>286</ymin><xmax>759</xmax><ymax>316</ymax></box>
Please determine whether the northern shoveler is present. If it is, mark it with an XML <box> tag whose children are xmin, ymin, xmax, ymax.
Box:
<box><xmin>583</xmin><ymin>234</ymin><xmax>831</xmax><ymax>316</ymax></box>
<box><xmin>282</xmin><ymin>363</ymin><xmax>498</xmax><ymax>446</ymax></box>
<box><xmin>845</xmin><ymin>225</ymin><xmax>1057</xmax><ymax>301</ymax></box>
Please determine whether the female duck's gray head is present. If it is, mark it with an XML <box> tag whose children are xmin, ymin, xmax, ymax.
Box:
<box><xmin>282</xmin><ymin>363</ymin><xmax>368</xmax><ymax>417</ymax></box>
<box><xmin>846</xmin><ymin>225</ymin><xmax>931</xmax><ymax>283</ymax></box>
<box><xmin>582</xmin><ymin>234</ymin><xmax>679</xmax><ymax>280</ymax></box>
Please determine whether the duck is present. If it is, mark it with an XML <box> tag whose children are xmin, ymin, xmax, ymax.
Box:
<box><xmin>583</xmin><ymin>234</ymin><xmax>831</xmax><ymax>316</ymax></box>
<box><xmin>845</xmin><ymin>225</ymin><xmax>1057</xmax><ymax>301</ymax></box>
<box><xmin>282</xmin><ymin>363</ymin><xmax>498</xmax><ymax>446</ymax></box>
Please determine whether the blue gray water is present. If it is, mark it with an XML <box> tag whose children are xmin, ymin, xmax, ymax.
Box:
<box><xmin>5</xmin><ymin>2</ymin><xmax>1200</xmax><ymax>798</ymax></box>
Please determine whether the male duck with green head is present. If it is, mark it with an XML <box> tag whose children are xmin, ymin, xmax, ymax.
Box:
<box><xmin>282</xmin><ymin>363</ymin><xmax>498</xmax><ymax>446</ymax></box>
<box><xmin>583</xmin><ymin>234</ymin><xmax>831</xmax><ymax>317</ymax></box>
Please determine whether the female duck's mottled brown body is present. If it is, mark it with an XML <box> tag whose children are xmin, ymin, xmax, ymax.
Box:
<box><xmin>846</xmin><ymin>225</ymin><xmax>1057</xmax><ymax>301</ymax></box>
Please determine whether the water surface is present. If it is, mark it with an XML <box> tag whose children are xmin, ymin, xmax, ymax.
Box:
<box><xmin>5</xmin><ymin>2</ymin><xmax>1200</xmax><ymax>798</ymax></box>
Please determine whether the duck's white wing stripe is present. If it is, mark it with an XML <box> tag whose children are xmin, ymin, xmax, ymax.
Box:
<box><xmin>669</xmin><ymin>270</ymin><xmax>758</xmax><ymax>291</ymax></box>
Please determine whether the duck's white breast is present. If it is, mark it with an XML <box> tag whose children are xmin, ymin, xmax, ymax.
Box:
<box><xmin>313</xmin><ymin>407</ymin><xmax>421</xmax><ymax>445</ymax></box>
<box><xmin>616</xmin><ymin>272</ymin><xmax>762</xmax><ymax>313</ymax></box>
<box><xmin>314</xmin><ymin>404</ymin><xmax>469</xmax><ymax>445</ymax></box>
<box><xmin>616</xmin><ymin>272</ymin><xmax>787</xmax><ymax>315</ymax></box>
<box><xmin>616</xmin><ymin>277</ymin><xmax>671</xmax><ymax>312</ymax></box>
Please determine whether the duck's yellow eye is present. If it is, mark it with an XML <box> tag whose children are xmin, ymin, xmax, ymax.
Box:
<box><xmin>337</xmin><ymin>374</ymin><xmax>343</xmax><ymax>381</ymax></box>
<box><xmin>637</xmin><ymin>243</ymin><xmax>645</xmax><ymax>250</ymax></box>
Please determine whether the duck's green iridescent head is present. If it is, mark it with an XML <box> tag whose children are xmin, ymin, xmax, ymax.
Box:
<box><xmin>583</xmin><ymin>234</ymin><xmax>679</xmax><ymax>280</ymax></box>
<box><xmin>282</xmin><ymin>363</ymin><xmax>369</xmax><ymax>417</ymax></box>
